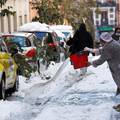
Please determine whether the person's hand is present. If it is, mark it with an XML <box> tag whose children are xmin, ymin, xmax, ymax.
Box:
<box><xmin>84</xmin><ymin>47</ymin><xmax>99</xmax><ymax>54</ymax></box>
<box><xmin>84</xmin><ymin>47</ymin><xmax>91</xmax><ymax>51</ymax></box>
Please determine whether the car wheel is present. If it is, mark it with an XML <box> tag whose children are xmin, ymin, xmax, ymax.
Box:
<box><xmin>37</xmin><ymin>59</ymin><xmax>40</xmax><ymax>74</ymax></box>
<box><xmin>0</xmin><ymin>77</ymin><xmax>6</xmax><ymax>100</ymax></box>
<box><xmin>12</xmin><ymin>75</ymin><xmax>19</xmax><ymax>92</ymax></box>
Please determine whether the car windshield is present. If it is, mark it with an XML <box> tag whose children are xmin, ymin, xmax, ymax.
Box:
<box><xmin>35</xmin><ymin>32</ymin><xmax>48</xmax><ymax>40</ymax></box>
<box><xmin>3</xmin><ymin>36</ymin><xmax>27</xmax><ymax>47</ymax></box>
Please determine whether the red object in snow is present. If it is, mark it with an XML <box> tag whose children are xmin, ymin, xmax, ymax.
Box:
<box><xmin>48</xmin><ymin>42</ymin><xmax>57</xmax><ymax>47</ymax></box>
<box><xmin>70</xmin><ymin>52</ymin><xmax>88</xmax><ymax>69</ymax></box>
<box><xmin>25</xmin><ymin>48</ymin><xmax>37</xmax><ymax>58</ymax></box>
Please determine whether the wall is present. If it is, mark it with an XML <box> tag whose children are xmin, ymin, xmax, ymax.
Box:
<box><xmin>0</xmin><ymin>0</ymin><xmax>30</xmax><ymax>33</ymax></box>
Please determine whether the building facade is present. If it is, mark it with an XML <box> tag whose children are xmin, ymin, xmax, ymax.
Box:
<box><xmin>0</xmin><ymin>0</ymin><xmax>30</xmax><ymax>33</ymax></box>
<box><xmin>116</xmin><ymin>0</ymin><xmax>120</xmax><ymax>27</ymax></box>
<box><xmin>29</xmin><ymin>0</ymin><xmax>38</xmax><ymax>22</ymax></box>
<box><xmin>92</xmin><ymin>0</ymin><xmax>116</xmax><ymax>32</ymax></box>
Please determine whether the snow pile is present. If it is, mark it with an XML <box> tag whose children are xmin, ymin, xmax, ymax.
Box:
<box><xmin>0</xmin><ymin>101</ymin><xmax>31</xmax><ymax>120</ymax></box>
<box><xmin>33</xmin><ymin>57</ymin><xmax>116</xmax><ymax>120</ymax></box>
<box><xmin>18</xmin><ymin>22</ymin><xmax>51</xmax><ymax>32</ymax></box>
<box><xmin>0</xmin><ymin>55</ymin><xmax>118</xmax><ymax>120</ymax></box>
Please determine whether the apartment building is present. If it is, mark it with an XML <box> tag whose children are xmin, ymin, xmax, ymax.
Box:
<box><xmin>0</xmin><ymin>0</ymin><xmax>30</xmax><ymax>33</ymax></box>
<box><xmin>92</xmin><ymin>0</ymin><xmax>116</xmax><ymax>32</ymax></box>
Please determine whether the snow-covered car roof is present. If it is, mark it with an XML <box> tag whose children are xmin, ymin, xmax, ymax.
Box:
<box><xmin>18</xmin><ymin>22</ymin><xmax>52</xmax><ymax>32</ymax></box>
<box><xmin>1</xmin><ymin>32</ymin><xmax>34</xmax><ymax>38</ymax></box>
<box><xmin>11</xmin><ymin>32</ymin><xmax>34</xmax><ymax>37</ymax></box>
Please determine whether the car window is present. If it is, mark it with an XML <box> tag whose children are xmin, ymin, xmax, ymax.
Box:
<box><xmin>62</xmin><ymin>32</ymin><xmax>70</xmax><ymax>37</ymax></box>
<box><xmin>31</xmin><ymin>35</ymin><xmax>38</xmax><ymax>46</ymax></box>
<box><xmin>35</xmin><ymin>32</ymin><xmax>47</xmax><ymax>41</ymax></box>
<box><xmin>52</xmin><ymin>32</ymin><xmax>59</xmax><ymax>41</ymax></box>
<box><xmin>47</xmin><ymin>33</ymin><xmax>53</xmax><ymax>43</ymax></box>
<box><xmin>25</xmin><ymin>38</ymin><xmax>31</xmax><ymax>46</ymax></box>
<box><xmin>3</xmin><ymin>36</ymin><xmax>24</xmax><ymax>47</ymax></box>
<box><xmin>13</xmin><ymin>36</ymin><xmax>26</xmax><ymax>47</ymax></box>
<box><xmin>2</xmin><ymin>36</ymin><xmax>20</xmax><ymax>53</ymax></box>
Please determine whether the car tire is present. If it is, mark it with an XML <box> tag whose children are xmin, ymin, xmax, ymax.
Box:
<box><xmin>12</xmin><ymin>74</ymin><xmax>19</xmax><ymax>92</ymax></box>
<box><xmin>37</xmin><ymin>59</ymin><xmax>40</xmax><ymax>74</ymax></box>
<box><xmin>0</xmin><ymin>76</ymin><xmax>6</xmax><ymax>100</ymax></box>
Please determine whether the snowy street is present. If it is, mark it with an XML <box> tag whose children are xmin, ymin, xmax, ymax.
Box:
<box><xmin>0</xmin><ymin>56</ymin><xmax>119</xmax><ymax>120</ymax></box>
<box><xmin>1</xmin><ymin>0</ymin><xmax>120</xmax><ymax>119</ymax></box>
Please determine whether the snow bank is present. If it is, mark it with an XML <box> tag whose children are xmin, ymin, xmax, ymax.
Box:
<box><xmin>0</xmin><ymin>55</ymin><xmax>117</xmax><ymax>120</ymax></box>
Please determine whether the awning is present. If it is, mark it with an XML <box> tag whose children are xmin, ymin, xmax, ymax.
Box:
<box><xmin>97</xmin><ymin>26</ymin><xmax>113</xmax><ymax>31</ymax></box>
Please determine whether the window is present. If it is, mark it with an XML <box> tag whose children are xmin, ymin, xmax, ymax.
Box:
<box><xmin>24</xmin><ymin>15</ymin><xmax>27</xmax><ymax>23</ymax></box>
<box><xmin>96</xmin><ymin>20</ymin><xmax>99</xmax><ymax>26</ymax></box>
<box><xmin>25</xmin><ymin>38</ymin><xmax>31</xmax><ymax>46</ymax></box>
<box><xmin>8</xmin><ymin>15</ymin><xmax>11</xmax><ymax>33</ymax></box>
<box><xmin>13</xmin><ymin>36</ymin><xmax>26</xmax><ymax>47</ymax></box>
<box><xmin>110</xmin><ymin>20</ymin><xmax>114</xmax><ymax>25</ymax></box>
<box><xmin>110</xmin><ymin>8</ymin><xmax>113</xmax><ymax>13</ymax></box>
<box><xmin>13</xmin><ymin>13</ymin><xmax>17</xmax><ymax>31</ymax></box>
<box><xmin>110</xmin><ymin>14</ymin><xmax>114</xmax><ymax>18</ymax></box>
<box><xmin>19</xmin><ymin>16</ymin><xmax>22</xmax><ymax>26</ymax></box>
<box><xmin>1</xmin><ymin>17</ymin><xmax>4</xmax><ymax>32</ymax></box>
<box><xmin>96</xmin><ymin>14</ymin><xmax>99</xmax><ymax>19</ymax></box>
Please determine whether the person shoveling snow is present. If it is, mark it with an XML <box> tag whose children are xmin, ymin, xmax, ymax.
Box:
<box><xmin>84</xmin><ymin>32</ymin><xmax>120</xmax><ymax>111</ymax></box>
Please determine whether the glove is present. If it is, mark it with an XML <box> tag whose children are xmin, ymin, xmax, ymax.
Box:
<box><xmin>84</xmin><ymin>47</ymin><xmax>91</xmax><ymax>51</ymax></box>
<box><xmin>84</xmin><ymin>47</ymin><xmax>99</xmax><ymax>54</ymax></box>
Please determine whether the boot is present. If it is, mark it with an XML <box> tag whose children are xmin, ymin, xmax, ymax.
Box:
<box><xmin>113</xmin><ymin>104</ymin><xmax>120</xmax><ymax>112</ymax></box>
<box><xmin>116</xmin><ymin>87</ymin><xmax>120</xmax><ymax>96</ymax></box>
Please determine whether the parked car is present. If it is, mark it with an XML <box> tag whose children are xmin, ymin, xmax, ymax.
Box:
<box><xmin>1</xmin><ymin>32</ymin><xmax>39</xmax><ymax>73</ymax></box>
<box><xmin>18</xmin><ymin>22</ymin><xmax>61</xmax><ymax>64</ymax></box>
<box><xmin>35</xmin><ymin>31</ymin><xmax>61</xmax><ymax>62</ymax></box>
<box><xmin>0</xmin><ymin>37</ymin><xmax>18</xmax><ymax>100</ymax></box>
<box><xmin>50</xmin><ymin>25</ymin><xmax>74</xmax><ymax>38</ymax></box>
<box><xmin>21</xmin><ymin>31</ymin><xmax>61</xmax><ymax>63</ymax></box>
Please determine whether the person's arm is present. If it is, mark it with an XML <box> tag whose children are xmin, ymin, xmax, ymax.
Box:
<box><xmin>91</xmin><ymin>48</ymin><xmax>112</xmax><ymax>67</ymax></box>
<box><xmin>84</xmin><ymin>47</ymin><xmax>101</xmax><ymax>55</ymax></box>
<box><xmin>66</xmin><ymin>37</ymin><xmax>74</xmax><ymax>46</ymax></box>
<box><xmin>87</xmin><ymin>32</ymin><xmax>94</xmax><ymax>48</ymax></box>
<box><xmin>92</xmin><ymin>55</ymin><xmax>106</xmax><ymax>67</ymax></box>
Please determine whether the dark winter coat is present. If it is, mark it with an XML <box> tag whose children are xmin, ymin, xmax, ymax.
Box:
<box><xmin>66</xmin><ymin>23</ymin><xmax>94</xmax><ymax>55</ymax></box>
<box><xmin>112</xmin><ymin>28</ymin><xmax>120</xmax><ymax>41</ymax></box>
<box><xmin>92</xmin><ymin>40</ymin><xmax>120</xmax><ymax>88</ymax></box>
<box><xmin>112</xmin><ymin>32</ymin><xmax>120</xmax><ymax>41</ymax></box>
